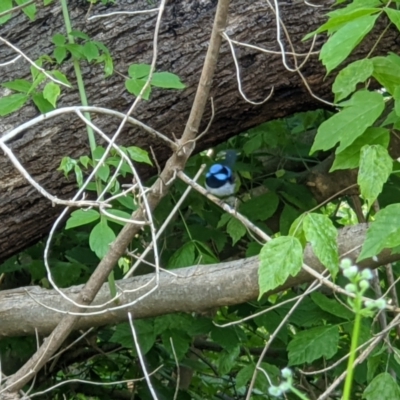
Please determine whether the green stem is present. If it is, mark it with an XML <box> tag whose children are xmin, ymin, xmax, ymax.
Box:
<box><xmin>60</xmin><ymin>0</ymin><xmax>116</xmax><ymax>299</ymax></box>
<box><xmin>342</xmin><ymin>295</ymin><xmax>362</xmax><ymax>400</ymax></box>
<box><xmin>290</xmin><ymin>386</ymin><xmax>310</xmax><ymax>400</ymax></box>
<box><xmin>60</xmin><ymin>0</ymin><xmax>100</xmax><ymax>182</ymax></box>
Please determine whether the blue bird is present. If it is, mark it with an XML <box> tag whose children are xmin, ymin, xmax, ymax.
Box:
<box><xmin>205</xmin><ymin>150</ymin><xmax>237</xmax><ymax>197</ymax></box>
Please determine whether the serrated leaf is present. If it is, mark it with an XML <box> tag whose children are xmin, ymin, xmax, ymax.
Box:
<box><xmin>333</xmin><ymin>59</ymin><xmax>374</xmax><ymax>102</ymax></box>
<box><xmin>126</xmin><ymin>146</ymin><xmax>152</xmax><ymax>165</ymax></box>
<box><xmin>363</xmin><ymin>372</ymin><xmax>400</xmax><ymax>400</ymax></box>
<box><xmin>83</xmin><ymin>41</ymin><xmax>99</xmax><ymax>62</ymax></box>
<box><xmin>128</xmin><ymin>63</ymin><xmax>151</xmax><ymax>79</ymax></box>
<box><xmin>2</xmin><ymin>79</ymin><xmax>32</xmax><ymax>93</ymax></box>
<box><xmin>258</xmin><ymin>236</ymin><xmax>303</xmax><ymax>297</ymax></box>
<box><xmin>372</xmin><ymin>56</ymin><xmax>400</xmax><ymax>94</ymax></box>
<box><xmin>0</xmin><ymin>93</ymin><xmax>29</xmax><ymax>116</ymax></box>
<box><xmin>311</xmin><ymin>90</ymin><xmax>384</xmax><ymax>153</ymax></box>
<box><xmin>303</xmin><ymin>213</ymin><xmax>339</xmax><ymax>278</ymax></box>
<box><xmin>211</xmin><ymin>326</ymin><xmax>243</xmax><ymax>351</ymax></box>
<box><xmin>32</xmin><ymin>92</ymin><xmax>54</xmax><ymax>114</ymax></box>
<box><xmin>227</xmin><ymin>217</ymin><xmax>246</xmax><ymax>246</ymax></box>
<box><xmin>66</xmin><ymin>209</ymin><xmax>100</xmax><ymax>229</ymax></box>
<box><xmin>43</xmin><ymin>82</ymin><xmax>60</xmax><ymax>107</ymax></box>
<box><xmin>358</xmin><ymin>145</ymin><xmax>392</xmax><ymax>209</ymax></box>
<box><xmin>125</xmin><ymin>78</ymin><xmax>151</xmax><ymax>100</ymax></box>
<box><xmin>54</xmin><ymin>46</ymin><xmax>67</xmax><ymax>64</ymax></box>
<box><xmin>239</xmin><ymin>192</ymin><xmax>279</xmax><ymax>221</ymax></box>
<box><xmin>320</xmin><ymin>14</ymin><xmax>378</xmax><ymax>74</ymax></box>
<box><xmin>110</xmin><ymin>321</ymin><xmax>155</xmax><ymax>354</ymax></box>
<box><xmin>89</xmin><ymin>219</ymin><xmax>116</xmax><ymax>259</ymax></box>
<box><xmin>151</xmin><ymin>72</ymin><xmax>185</xmax><ymax>89</ymax></box>
<box><xmin>311</xmin><ymin>292</ymin><xmax>353</xmax><ymax>320</ymax></box>
<box><xmin>358</xmin><ymin>204</ymin><xmax>400</xmax><ymax>260</ymax></box>
<box><xmin>288</xmin><ymin>325</ymin><xmax>339</xmax><ymax>365</ymax></box>
<box><xmin>16</xmin><ymin>0</ymin><xmax>36</xmax><ymax>20</ymax></box>
<box><xmin>161</xmin><ymin>329</ymin><xmax>191</xmax><ymax>360</ymax></box>
<box><xmin>167</xmin><ymin>242</ymin><xmax>195</xmax><ymax>269</ymax></box>
<box><xmin>331</xmin><ymin>127</ymin><xmax>390</xmax><ymax>171</ymax></box>
<box><xmin>218</xmin><ymin>346</ymin><xmax>240</xmax><ymax>375</ymax></box>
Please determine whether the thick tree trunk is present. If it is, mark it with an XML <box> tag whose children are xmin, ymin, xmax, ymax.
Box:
<box><xmin>0</xmin><ymin>0</ymin><xmax>397</xmax><ymax>260</ymax></box>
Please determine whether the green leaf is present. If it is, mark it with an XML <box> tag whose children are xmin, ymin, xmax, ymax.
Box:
<box><xmin>43</xmin><ymin>82</ymin><xmax>60</xmax><ymax>107</ymax></box>
<box><xmin>32</xmin><ymin>92</ymin><xmax>54</xmax><ymax>114</ymax></box>
<box><xmin>15</xmin><ymin>0</ymin><xmax>36</xmax><ymax>20</ymax></box>
<box><xmin>151</xmin><ymin>72</ymin><xmax>185</xmax><ymax>89</ymax></box>
<box><xmin>126</xmin><ymin>146</ymin><xmax>152</xmax><ymax>165</ymax></box>
<box><xmin>125</xmin><ymin>78</ymin><xmax>151</xmax><ymax>100</ymax></box>
<box><xmin>97</xmin><ymin>163</ymin><xmax>110</xmax><ymax>182</ymax></box>
<box><xmin>0</xmin><ymin>93</ymin><xmax>29</xmax><ymax>116</ymax></box>
<box><xmin>54</xmin><ymin>46</ymin><xmax>67</xmax><ymax>64</ymax></box>
<box><xmin>331</xmin><ymin>127</ymin><xmax>390</xmax><ymax>171</ymax></box>
<box><xmin>65</xmin><ymin>209</ymin><xmax>100</xmax><ymax>229</ymax></box>
<box><xmin>258</xmin><ymin>236</ymin><xmax>303</xmax><ymax>298</ymax></box>
<box><xmin>89</xmin><ymin>219</ymin><xmax>116</xmax><ymax>259</ymax></box>
<box><xmin>358</xmin><ymin>144</ymin><xmax>392</xmax><ymax>209</ymax></box>
<box><xmin>2</xmin><ymin>79</ymin><xmax>32</xmax><ymax>93</ymax></box>
<box><xmin>167</xmin><ymin>242</ymin><xmax>196</xmax><ymax>269</ymax></box>
<box><xmin>0</xmin><ymin>0</ymin><xmax>12</xmax><ymax>25</ymax></box>
<box><xmin>218</xmin><ymin>346</ymin><xmax>240</xmax><ymax>375</ymax></box>
<box><xmin>105</xmin><ymin>209</ymin><xmax>132</xmax><ymax>226</ymax></box>
<box><xmin>303</xmin><ymin>213</ymin><xmax>339</xmax><ymax>278</ymax></box>
<box><xmin>69</xmin><ymin>30</ymin><xmax>90</xmax><ymax>40</ymax></box>
<box><xmin>358</xmin><ymin>204</ymin><xmax>400</xmax><ymax>261</ymax></box>
<box><xmin>332</xmin><ymin>59</ymin><xmax>374</xmax><ymax>102</ymax></box>
<box><xmin>74</xmin><ymin>164</ymin><xmax>83</xmax><ymax>187</ymax></box>
<box><xmin>161</xmin><ymin>329</ymin><xmax>191</xmax><ymax>360</ymax></box>
<box><xmin>311</xmin><ymin>292</ymin><xmax>354</xmax><ymax>320</ymax></box>
<box><xmin>394</xmin><ymin>86</ymin><xmax>400</xmax><ymax>117</ymax></box>
<box><xmin>50</xmin><ymin>70</ymin><xmax>71</xmax><ymax>86</ymax></box>
<box><xmin>128</xmin><ymin>63</ymin><xmax>151</xmax><ymax>79</ymax></box>
<box><xmin>57</xmin><ymin>156</ymin><xmax>76</xmax><ymax>176</ymax></box>
<box><xmin>239</xmin><ymin>192</ymin><xmax>279</xmax><ymax>221</ymax></box>
<box><xmin>288</xmin><ymin>325</ymin><xmax>339</xmax><ymax>365</ymax></box>
<box><xmin>311</xmin><ymin>90</ymin><xmax>385</xmax><ymax>153</ymax></box>
<box><xmin>280</xmin><ymin>204</ymin><xmax>302</xmax><ymax>235</ymax></box>
<box><xmin>103</xmin><ymin>53</ymin><xmax>114</xmax><ymax>77</ymax></box>
<box><xmin>363</xmin><ymin>372</ymin><xmax>400</xmax><ymax>400</ymax></box>
<box><xmin>79</xmin><ymin>155</ymin><xmax>91</xmax><ymax>168</ymax></box>
<box><xmin>306</xmin><ymin>8</ymin><xmax>380</xmax><ymax>40</ymax></box>
<box><xmin>227</xmin><ymin>217</ymin><xmax>246</xmax><ymax>246</ymax></box>
<box><xmin>385</xmin><ymin>8</ymin><xmax>400</xmax><ymax>33</ymax></box>
<box><xmin>83</xmin><ymin>41</ymin><xmax>99</xmax><ymax>62</ymax></box>
<box><xmin>211</xmin><ymin>325</ymin><xmax>244</xmax><ymax>351</ymax></box>
<box><xmin>372</xmin><ymin>55</ymin><xmax>400</xmax><ymax>94</ymax></box>
<box><xmin>110</xmin><ymin>321</ymin><xmax>155</xmax><ymax>354</ymax></box>
<box><xmin>52</xmin><ymin>33</ymin><xmax>66</xmax><ymax>46</ymax></box>
<box><xmin>65</xmin><ymin>43</ymin><xmax>84</xmax><ymax>59</ymax></box>
<box><xmin>320</xmin><ymin>14</ymin><xmax>378</xmax><ymax>74</ymax></box>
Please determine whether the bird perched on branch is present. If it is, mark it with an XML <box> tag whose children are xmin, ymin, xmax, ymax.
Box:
<box><xmin>205</xmin><ymin>150</ymin><xmax>237</xmax><ymax>197</ymax></box>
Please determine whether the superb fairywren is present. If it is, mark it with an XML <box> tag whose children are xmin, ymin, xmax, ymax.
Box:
<box><xmin>205</xmin><ymin>150</ymin><xmax>237</xmax><ymax>197</ymax></box>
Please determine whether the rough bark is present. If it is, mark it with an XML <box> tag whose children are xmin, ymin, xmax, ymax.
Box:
<box><xmin>1</xmin><ymin>224</ymin><xmax>399</xmax><ymax>338</ymax></box>
<box><xmin>0</xmin><ymin>0</ymin><xmax>399</xmax><ymax>261</ymax></box>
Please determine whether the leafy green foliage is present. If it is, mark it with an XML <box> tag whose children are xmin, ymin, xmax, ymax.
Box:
<box><xmin>258</xmin><ymin>236</ymin><xmax>303</xmax><ymax>297</ymax></box>
<box><xmin>288</xmin><ymin>325</ymin><xmax>339</xmax><ymax>365</ymax></box>
<box><xmin>125</xmin><ymin>63</ymin><xmax>186</xmax><ymax>100</ymax></box>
